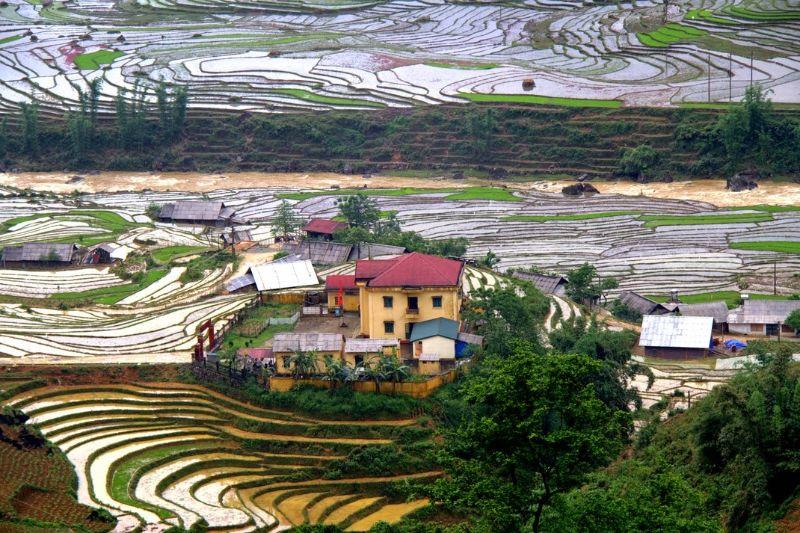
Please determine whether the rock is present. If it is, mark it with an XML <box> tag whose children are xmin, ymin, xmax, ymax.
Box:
<box><xmin>727</xmin><ymin>171</ymin><xmax>759</xmax><ymax>192</ymax></box>
<box><xmin>576</xmin><ymin>173</ymin><xmax>591</xmax><ymax>182</ymax></box>
<box><xmin>562</xmin><ymin>183</ymin><xmax>599</xmax><ymax>196</ymax></box>
<box><xmin>451</xmin><ymin>170</ymin><xmax>465</xmax><ymax>180</ymax></box>
<box><xmin>67</xmin><ymin>175</ymin><xmax>85</xmax><ymax>183</ymax></box>
<box><xmin>489</xmin><ymin>167</ymin><xmax>508</xmax><ymax>179</ymax></box>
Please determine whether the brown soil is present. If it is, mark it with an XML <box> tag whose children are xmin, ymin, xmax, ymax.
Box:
<box><xmin>776</xmin><ymin>499</ymin><xmax>800</xmax><ymax>533</ymax></box>
<box><xmin>0</xmin><ymin>171</ymin><xmax>466</xmax><ymax>194</ymax></box>
<box><xmin>528</xmin><ymin>179</ymin><xmax>800</xmax><ymax>207</ymax></box>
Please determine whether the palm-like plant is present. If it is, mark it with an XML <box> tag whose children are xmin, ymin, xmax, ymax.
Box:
<box><xmin>380</xmin><ymin>355</ymin><xmax>411</xmax><ymax>387</ymax></box>
<box><xmin>322</xmin><ymin>355</ymin><xmax>344</xmax><ymax>390</ymax></box>
<box><xmin>363</xmin><ymin>356</ymin><xmax>388</xmax><ymax>393</ymax></box>
<box><xmin>289</xmin><ymin>350</ymin><xmax>318</xmax><ymax>379</ymax></box>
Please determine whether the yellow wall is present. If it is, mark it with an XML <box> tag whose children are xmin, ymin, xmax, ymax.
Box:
<box><xmin>326</xmin><ymin>290</ymin><xmax>360</xmax><ymax>312</ymax></box>
<box><xmin>274</xmin><ymin>350</ymin><xmax>342</xmax><ymax>374</ymax></box>
<box><xmin>358</xmin><ymin>284</ymin><xmax>461</xmax><ymax>339</ymax></box>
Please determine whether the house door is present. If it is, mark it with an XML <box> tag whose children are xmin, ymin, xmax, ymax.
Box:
<box><xmin>766</xmin><ymin>323</ymin><xmax>779</xmax><ymax>336</ymax></box>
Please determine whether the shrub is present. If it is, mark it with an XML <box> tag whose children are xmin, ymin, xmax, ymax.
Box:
<box><xmin>618</xmin><ymin>144</ymin><xmax>661</xmax><ymax>177</ymax></box>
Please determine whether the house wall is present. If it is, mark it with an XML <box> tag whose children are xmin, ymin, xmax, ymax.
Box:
<box><xmin>274</xmin><ymin>349</ymin><xmax>341</xmax><ymax>374</ymax></box>
<box><xmin>643</xmin><ymin>346</ymin><xmax>709</xmax><ymax>360</ymax></box>
<box><xmin>414</xmin><ymin>336</ymin><xmax>456</xmax><ymax>359</ymax></box>
<box><xmin>326</xmin><ymin>290</ymin><xmax>360</xmax><ymax>312</ymax></box>
<box><xmin>359</xmin><ymin>285</ymin><xmax>461</xmax><ymax>339</ymax></box>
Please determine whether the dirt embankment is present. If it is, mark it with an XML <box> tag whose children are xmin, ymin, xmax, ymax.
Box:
<box><xmin>1</xmin><ymin>171</ymin><xmax>798</xmax><ymax>207</ymax></box>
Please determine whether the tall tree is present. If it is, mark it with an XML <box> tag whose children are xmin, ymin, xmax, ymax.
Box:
<box><xmin>271</xmin><ymin>200</ymin><xmax>301</xmax><ymax>240</ymax></box>
<box><xmin>565</xmin><ymin>263</ymin><xmax>618</xmax><ymax>307</ymax></box>
<box><xmin>429</xmin><ymin>349</ymin><xmax>631</xmax><ymax>532</ymax></box>
<box><xmin>87</xmin><ymin>78</ymin><xmax>102</xmax><ymax>137</ymax></box>
<box><xmin>20</xmin><ymin>102</ymin><xmax>39</xmax><ymax>155</ymax></box>
<box><xmin>337</xmin><ymin>192</ymin><xmax>380</xmax><ymax>230</ymax></box>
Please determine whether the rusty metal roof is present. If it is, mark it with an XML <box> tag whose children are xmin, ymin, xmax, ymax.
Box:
<box><xmin>344</xmin><ymin>338</ymin><xmax>399</xmax><ymax>353</ymax></box>
<box><xmin>272</xmin><ymin>332</ymin><xmax>343</xmax><ymax>353</ymax></box>
<box><xmin>512</xmin><ymin>272</ymin><xmax>566</xmax><ymax>294</ymax></box>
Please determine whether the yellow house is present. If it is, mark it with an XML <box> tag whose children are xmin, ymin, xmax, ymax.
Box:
<box><xmin>343</xmin><ymin>338</ymin><xmax>400</xmax><ymax>368</ymax></box>
<box><xmin>325</xmin><ymin>274</ymin><xmax>360</xmax><ymax>312</ymax></box>
<box><xmin>272</xmin><ymin>332</ymin><xmax>344</xmax><ymax>374</ymax></box>
<box><xmin>355</xmin><ymin>252</ymin><xmax>464</xmax><ymax>341</ymax></box>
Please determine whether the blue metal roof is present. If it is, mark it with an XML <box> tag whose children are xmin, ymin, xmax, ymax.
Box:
<box><xmin>409</xmin><ymin>317</ymin><xmax>460</xmax><ymax>342</ymax></box>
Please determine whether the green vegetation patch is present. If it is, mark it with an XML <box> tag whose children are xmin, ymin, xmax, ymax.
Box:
<box><xmin>639</xmin><ymin>212</ymin><xmax>773</xmax><ymax>228</ymax></box>
<box><xmin>730</xmin><ymin>241</ymin><xmax>800</xmax><ymax>254</ymax></box>
<box><xmin>504</xmin><ymin>211</ymin><xmax>639</xmax><ymax>222</ymax></box>
<box><xmin>458</xmin><ymin>92</ymin><xmax>622</xmax><ymax>108</ymax></box>
<box><xmin>724</xmin><ymin>204</ymin><xmax>800</xmax><ymax>213</ymax></box>
<box><xmin>0</xmin><ymin>210</ymin><xmax>144</xmax><ymax>247</ymax></box>
<box><xmin>270</xmin><ymin>88</ymin><xmax>385</xmax><ymax>108</ymax></box>
<box><xmin>0</xmin><ymin>34</ymin><xmax>22</xmax><ymax>45</ymax></box>
<box><xmin>151</xmin><ymin>245</ymin><xmax>209</xmax><ymax>264</ymax></box>
<box><xmin>722</xmin><ymin>5</ymin><xmax>800</xmax><ymax>21</ymax></box>
<box><xmin>73</xmin><ymin>50</ymin><xmax>124</xmax><ymax>70</ymax></box>
<box><xmin>684</xmin><ymin>8</ymin><xmax>738</xmax><ymax>25</ymax></box>
<box><xmin>647</xmin><ymin>290</ymin><xmax>790</xmax><ymax>308</ymax></box>
<box><xmin>444</xmin><ymin>187</ymin><xmax>521</xmax><ymax>202</ymax></box>
<box><xmin>49</xmin><ymin>268</ymin><xmax>168</xmax><ymax>305</ymax></box>
<box><xmin>637</xmin><ymin>23</ymin><xmax>708</xmax><ymax>48</ymax></box>
<box><xmin>278</xmin><ymin>186</ymin><xmax>516</xmax><ymax>202</ymax></box>
<box><xmin>219</xmin><ymin>302</ymin><xmax>297</xmax><ymax>353</ymax></box>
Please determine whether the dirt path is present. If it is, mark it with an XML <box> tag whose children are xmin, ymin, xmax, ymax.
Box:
<box><xmin>527</xmin><ymin>179</ymin><xmax>800</xmax><ymax>207</ymax></box>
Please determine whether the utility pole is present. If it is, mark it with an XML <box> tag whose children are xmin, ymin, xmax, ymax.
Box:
<box><xmin>728</xmin><ymin>53</ymin><xmax>732</xmax><ymax>101</ymax></box>
<box><xmin>707</xmin><ymin>52</ymin><xmax>712</xmax><ymax>102</ymax></box>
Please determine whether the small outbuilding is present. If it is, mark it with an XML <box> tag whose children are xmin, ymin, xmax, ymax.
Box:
<box><xmin>272</xmin><ymin>332</ymin><xmax>344</xmax><ymax>374</ymax></box>
<box><xmin>409</xmin><ymin>317</ymin><xmax>460</xmax><ymax>362</ymax></box>
<box><xmin>618</xmin><ymin>291</ymin><xmax>672</xmax><ymax>316</ymax></box>
<box><xmin>325</xmin><ymin>274</ymin><xmax>360</xmax><ymax>312</ymax></box>
<box><xmin>85</xmin><ymin>243</ymin><xmax>133</xmax><ymax>264</ymax></box>
<box><xmin>158</xmin><ymin>200</ymin><xmax>242</xmax><ymax>226</ymax></box>
<box><xmin>639</xmin><ymin>315</ymin><xmax>713</xmax><ymax>359</ymax></box>
<box><xmin>1</xmin><ymin>243</ymin><xmax>79</xmax><ymax>268</ymax></box>
<box><xmin>343</xmin><ymin>338</ymin><xmax>399</xmax><ymax>367</ymax></box>
<box><xmin>727</xmin><ymin>299</ymin><xmax>800</xmax><ymax>336</ymax></box>
<box><xmin>226</xmin><ymin>259</ymin><xmax>319</xmax><ymax>293</ymax></box>
<box><xmin>221</xmin><ymin>229</ymin><xmax>254</xmax><ymax>247</ymax></box>
<box><xmin>302</xmin><ymin>219</ymin><xmax>348</xmax><ymax>241</ymax></box>
<box><xmin>677</xmin><ymin>301</ymin><xmax>729</xmax><ymax>332</ymax></box>
<box><xmin>512</xmin><ymin>272</ymin><xmax>568</xmax><ymax>296</ymax></box>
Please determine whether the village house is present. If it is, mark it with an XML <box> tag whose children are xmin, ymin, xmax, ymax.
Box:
<box><xmin>343</xmin><ymin>338</ymin><xmax>399</xmax><ymax>368</ymax></box>
<box><xmin>618</xmin><ymin>291</ymin><xmax>672</xmax><ymax>316</ymax></box>
<box><xmin>220</xmin><ymin>229</ymin><xmax>253</xmax><ymax>247</ymax></box>
<box><xmin>85</xmin><ymin>243</ymin><xmax>133</xmax><ymax>264</ymax></box>
<box><xmin>354</xmin><ymin>252</ymin><xmax>464</xmax><ymax>345</ymax></box>
<box><xmin>512</xmin><ymin>271</ymin><xmax>568</xmax><ymax>296</ymax></box>
<box><xmin>408</xmin><ymin>317</ymin><xmax>460</xmax><ymax>373</ymax></box>
<box><xmin>158</xmin><ymin>200</ymin><xmax>242</xmax><ymax>226</ymax></box>
<box><xmin>639</xmin><ymin>315</ymin><xmax>714</xmax><ymax>359</ymax></box>
<box><xmin>1</xmin><ymin>243</ymin><xmax>79</xmax><ymax>268</ymax></box>
<box><xmin>677</xmin><ymin>301</ymin><xmax>729</xmax><ymax>333</ymax></box>
<box><xmin>272</xmin><ymin>332</ymin><xmax>344</xmax><ymax>374</ymax></box>
<box><xmin>226</xmin><ymin>259</ymin><xmax>318</xmax><ymax>294</ymax></box>
<box><xmin>302</xmin><ymin>219</ymin><xmax>348</xmax><ymax>241</ymax></box>
<box><xmin>325</xmin><ymin>274</ymin><xmax>360</xmax><ymax>312</ymax></box>
<box><xmin>727</xmin><ymin>298</ymin><xmax>800</xmax><ymax>336</ymax></box>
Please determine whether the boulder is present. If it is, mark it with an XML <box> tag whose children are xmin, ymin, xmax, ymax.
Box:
<box><xmin>562</xmin><ymin>183</ymin><xmax>599</xmax><ymax>196</ymax></box>
<box><xmin>727</xmin><ymin>171</ymin><xmax>759</xmax><ymax>192</ymax></box>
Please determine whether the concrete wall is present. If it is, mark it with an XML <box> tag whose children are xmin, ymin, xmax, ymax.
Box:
<box><xmin>275</xmin><ymin>349</ymin><xmax>342</xmax><ymax>374</ymax></box>
<box><xmin>326</xmin><ymin>289</ymin><xmax>360</xmax><ymax>312</ymax></box>
<box><xmin>359</xmin><ymin>284</ymin><xmax>460</xmax><ymax>339</ymax></box>
<box><xmin>644</xmin><ymin>346</ymin><xmax>709</xmax><ymax>360</ymax></box>
<box><xmin>415</xmin><ymin>336</ymin><xmax>456</xmax><ymax>359</ymax></box>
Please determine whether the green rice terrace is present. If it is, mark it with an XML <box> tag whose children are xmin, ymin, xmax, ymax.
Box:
<box><xmin>3</xmin><ymin>382</ymin><xmax>435</xmax><ymax>531</ymax></box>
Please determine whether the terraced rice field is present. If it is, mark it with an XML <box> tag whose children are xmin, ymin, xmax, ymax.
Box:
<box><xmin>5</xmin><ymin>383</ymin><xmax>435</xmax><ymax>532</ymax></box>
<box><xmin>1</xmin><ymin>0</ymin><xmax>798</xmax><ymax>117</ymax></box>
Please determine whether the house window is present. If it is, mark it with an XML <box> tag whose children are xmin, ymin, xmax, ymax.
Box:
<box><xmin>407</xmin><ymin>296</ymin><xmax>418</xmax><ymax>310</ymax></box>
<box><xmin>384</xmin><ymin>321</ymin><xmax>395</xmax><ymax>334</ymax></box>
<box><xmin>282</xmin><ymin>356</ymin><xmax>290</xmax><ymax>369</ymax></box>
<box><xmin>383</xmin><ymin>296</ymin><xmax>393</xmax><ymax>308</ymax></box>
<box><xmin>355</xmin><ymin>355</ymin><xmax>364</xmax><ymax>367</ymax></box>
<box><xmin>432</xmin><ymin>296</ymin><xmax>442</xmax><ymax>308</ymax></box>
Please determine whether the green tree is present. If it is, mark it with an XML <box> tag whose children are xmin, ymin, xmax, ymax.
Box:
<box><xmin>618</xmin><ymin>144</ymin><xmax>661</xmax><ymax>177</ymax></box>
<box><xmin>785</xmin><ymin>308</ymin><xmax>800</xmax><ymax>332</ymax></box>
<box><xmin>477</xmin><ymin>250</ymin><xmax>500</xmax><ymax>269</ymax></box>
<box><xmin>87</xmin><ymin>78</ymin><xmax>102</xmax><ymax>137</ymax></box>
<box><xmin>271</xmin><ymin>200</ymin><xmax>301</xmax><ymax>240</ymax></box>
<box><xmin>0</xmin><ymin>117</ymin><xmax>8</xmax><ymax>159</ymax></box>
<box><xmin>289</xmin><ymin>351</ymin><xmax>318</xmax><ymax>379</ymax></box>
<box><xmin>430</xmin><ymin>349</ymin><xmax>631</xmax><ymax>532</ymax></box>
<box><xmin>20</xmin><ymin>101</ymin><xmax>39</xmax><ymax>155</ymax></box>
<box><xmin>337</xmin><ymin>192</ymin><xmax>380</xmax><ymax>230</ymax></box>
<box><xmin>463</xmin><ymin>281</ymin><xmax>550</xmax><ymax>356</ymax></box>
<box><xmin>565</xmin><ymin>263</ymin><xmax>618</xmax><ymax>306</ymax></box>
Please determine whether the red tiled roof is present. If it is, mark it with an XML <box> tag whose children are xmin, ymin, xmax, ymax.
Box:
<box><xmin>357</xmin><ymin>252</ymin><xmax>463</xmax><ymax>288</ymax></box>
<box><xmin>325</xmin><ymin>274</ymin><xmax>357</xmax><ymax>290</ymax></box>
<box><xmin>302</xmin><ymin>218</ymin><xmax>348</xmax><ymax>235</ymax></box>
<box><xmin>354</xmin><ymin>258</ymin><xmax>396</xmax><ymax>281</ymax></box>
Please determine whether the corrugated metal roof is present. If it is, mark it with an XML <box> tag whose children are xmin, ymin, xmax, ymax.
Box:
<box><xmin>356</xmin><ymin>253</ymin><xmax>464</xmax><ymax>288</ymax></box>
<box><xmin>326</xmin><ymin>275</ymin><xmax>357</xmax><ymax>291</ymax></box>
<box><xmin>457</xmin><ymin>332</ymin><xmax>484</xmax><ymax>345</ymax></box>
<box><xmin>303</xmin><ymin>218</ymin><xmax>348</xmax><ymax>235</ymax></box>
<box><xmin>409</xmin><ymin>317</ymin><xmax>460</xmax><ymax>342</ymax></box>
<box><xmin>221</xmin><ymin>230</ymin><xmax>253</xmax><ymax>245</ymax></box>
<box><xmin>678</xmin><ymin>302</ymin><xmax>729</xmax><ymax>323</ymax></box>
<box><xmin>226</xmin><ymin>273</ymin><xmax>256</xmax><ymax>292</ymax></box>
<box><xmin>272</xmin><ymin>332</ymin><xmax>343</xmax><ymax>353</ymax></box>
<box><xmin>285</xmin><ymin>240</ymin><xmax>352</xmax><ymax>265</ymax></box>
<box><xmin>348</xmin><ymin>243</ymin><xmax>407</xmax><ymax>260</ymax></box>
<box><xmin>639</xmin><ymin>315</ymin><xmax>713</xmax><ymax>349</ymax></box>
<box><xmin>159</xmin><ymin>200</ymin><xmax>240</xmax><ymax>222</ymax></box>
<box><xmin>512</xmin><ymin>272</ymin><xmax>566</xmax><ymax>294</ymax></box>
<box><xmin>344</xmin><ymin>338</ymin><xmax>400</xmax><ymax>353</ymax></box>
<box><xmin>728</xmin><ymin>299</ymin><xmax>800</xmax><ymax>324</ymax></box>
<box><xmin>2</xmin><ymin>243</ymin><xmax>76</xmax><ymax>263</ymax></box>
<box><xmin>249</xmin><ymin>260</ymin><xmax>318</xmax><ymax>292</ymax></box>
